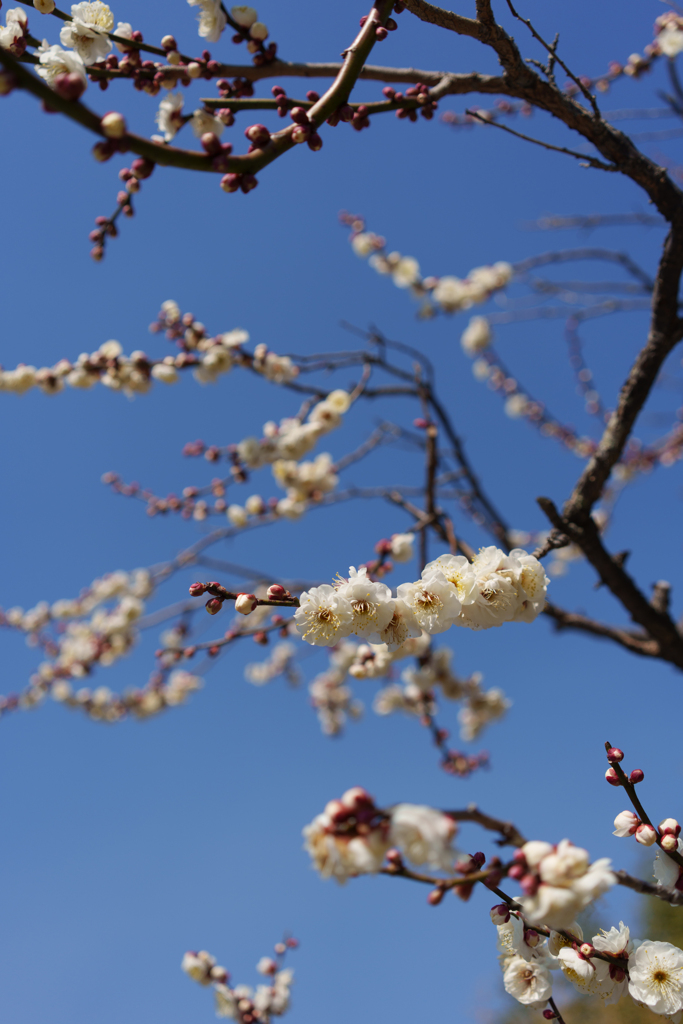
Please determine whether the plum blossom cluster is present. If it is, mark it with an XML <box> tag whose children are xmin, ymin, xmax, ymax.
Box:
<box><xmin>182</xmin><ymin>936</ymin><xmax>296</xmax><ymax>1023</ymax></box>
<box><xmin>47</xmin><ymin>668</ymin><xmax>203</xmax><ymax>723</ymax></box>
<box><xmin>0</xmin><ymin>568</ymin><xmax>156</xmax><ymax>716</ymax></box>
<box><xmin>498</xmin><ymin>907</ymin><xmax>683</xmax><ymax>1018</ymax></box>
<box><xmin>343</xmin><ymin>214</ymin><xmax>513</xmax><ymax>317</ymax></box>
<box><xmin>245</xmin><ymin>642</ymin><xmax>300</xmax><ymax>687</ymax></box>
<box><xmin>294</xmin><ymin>547</ymin><xmax>548</xmax><ymax>649</ymax></box>
<box><xmin>510</xmin><ymin>838</ymin><xmax>616</xmax><ymax>931</ymax></box>
<box><xmin>303</xmin><ymin>787</ymin><xmax>458</xmax><ymax>883</ymax></box>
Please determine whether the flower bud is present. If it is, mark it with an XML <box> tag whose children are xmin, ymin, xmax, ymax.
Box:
<box><xmin>235</xmin><ymin>593</ymin><xmax>258</xmax><ymax>615</ymax></box>
<box><xmin>291</xmin><ymin>124</ymin><xmax>310</xmax><ymax>144</ymax></box>
<box><xmin>375</xmin><ymin>25</ymin><xmax>388</xmax><ymax>40</ymax></box>
<box><xmin>660</xmin><ymin>819</ymin><xmax>681</xmax><ymax>837</ymax></box>
<box><xmin>543</xmin><ymin>1011</ymin><xmax>557</xmax><ymax>1020</ymax></box>
<box><xmin>290</xmin><ymin>106</ymin><xmax>310</xmax><ymax>125</ymax></box>
<box><xmin>605</xmin><ymin>768</ymin><xmax>621</xmax><ymax>787</ymax></box>
<box><xmin>161</xmin><ymin>34</ymin><xmax>177</xmax><ymax>51</ymax></box>
<box><xmin>427</xmin><ymin>886</ymin><xmax>445</xmax><ymax>906</ymax></box>
<box><xmin>386</xmin><ymin>848</ymin><xmax>403</xmax><ymax>867</ymax></box>
<box><xmin>189</xmin><ymin>582</ymin><xmax>207</xmax><ymax>597</ymax></box>
<box><xmin>101</xmin><ymin>111</ymin><xmax>127</xmax><ymax>138</ymax></box>
<box><xmin>53</xmin><ymin>72</ymin><xmax>86</xmax><ymax>101</ymax></box>
<box><xmin>307</xmin><ymin>132</ymin><xmax>323</xmax><ymax>151</ymax></box>
<box><xmin>250</xmin><ymin>22</ymin><xmax>268</xmax><ymax>40</ymax></box>
<box><xmin>635</xmin><ymin>823</ymin><xmax>657</xmax><ymax>846</ymax></box>
<box><xmin>186</xmin><ymin>62</ymin><xmax>202</xmax><ymax>78</ymax></box>
<box><xmin>524</xmin><ymin>929</ymin><xmax>541</xmax><ymax>948</ymax></box>
<box><xmin>205</xmin><ymin>597</ymin><xmax>224</xmax><ymax>615</ymax></box>
<box><xmin>220</xmin><ymin>173</ymin><xmax>241</xmax><ymax>192</ymax></box>
<box><xmin>661</xmin><ymin>834</ymin><xmax>679</xmax><ymax>852</ymax></box>
<box><xmin>201</xmin><ymin>132</ymin><xmax>223</xmax><ymax>155</ymax></box>
<box><xmin>341</xmin><ymin>786</ymin><xmax>374</xmax><ymax>809</ymax></box>
<box><xmin>267</xmin><ymin>584</ymin><xmax>288</xmax><ymax>600</ymax></box>
<box><xmin>35</xmin><ymin>0</ymin><xmax>56</xmax><ymax>11</ymax></box>
<box><xmin>606</xmin><ymin>747</ymin><xmax>624</xmax><ymax>762</ymax></box>
<box><xmin>92</xmin><ymin>139</ymin><xmax>116</xmax><ymax>161</ymax></box>
<box><xmin>471</xmin><ymin>852</ymin><xmax>486</xmax><ymax>869</ymax></box>
<box><xmin>240</xmin><ymin>174</ymin><xmax>258</xmax><ymax>193</ymax></box>
<box><xmin>520</xmin><ymin>873</ymin><xmax>539</xmax><ymax>896</ymax></box>
<box><xmin>630</xmin><ymin>769</ymin><xmax>644</xmax><ymax>784</ymax></box>
<box><xmin>131</xmin><ymin>157</ymin><xmax>155</xmax><ymax>179</ymax></box>
<box><xmin>245</xmin><ymin>123</ymin><xmax>270</xmax><ymax>146</ymax></box>
<box><xmin>507</xmin><ymin>863</ymin><xmax>525</xmax><ymax>880</ymax></box>
<box><xmin>489</xmin><ymin>903</ymin><xmax>510</xmax><ymax>925</ymax></box>
<box><xmin>580</xmin><ymin>942</ymin><xmax>595</xmax><ymax>957</ymax></box>
<box><xmin>613</xmin><ymin>810</ymin><xmax>640</xmax><ymax>837</ymax></box>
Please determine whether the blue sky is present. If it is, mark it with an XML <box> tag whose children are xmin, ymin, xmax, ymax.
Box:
<box><xmin>1</xmin><ymin>2</ymin><xmax>682</xmax><ymax>1022</ymax></box>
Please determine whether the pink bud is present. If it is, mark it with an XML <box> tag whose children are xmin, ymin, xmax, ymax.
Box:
<box><xmin>543</xmin><ymin>1011</ymin><xmax>557</xmax><ymax>1020</ymax></box>
<box><xmin>661</xmin><ymin>834</ymin><xmax>679</xmax><ymax>852</ymax></box>
<box><xmin>240</xmin><ymin>174</ymin><xmax>258</xmax><ymax>193</ymax></box>
<box><xmin>201</xmin><ymin>131</ymin><xmax>223</xmax><ymax>155</ymax></box>
<box><xmin>101</xmin><ymin>111</ymin><xmax>127</xmax><ymax>139</ymax></box>
<box><xmin>375</xmin><ymin>25</ymin><xmax>388</xmax><ymax>40</ymax></box>
<box><xmin>206</xmin><ymin>597</ymin><xmax>224</xmax><ymax>615</ymax></box>
<box><xmin>189</xmin><ymin>582</ymin><xmax>206</xmax><ymax>596</ymax></box>
<box><xmin>520</xmin><ymin>873</ymin><xmax>539</xmax><ymax>896</ymax></box>
<box><xmin>630</xmin><ymin>769</ymin><xmax>644</xmax><ymax>784</ymax></box>
<box><xmin>245</xmin><ymin>123</ymin><xmax>270</xmax><ymax>146</ymax></box>
<box><xmin>53</xmin><ymin>71</ymin><xmax>86</xmax><ymax>101</ymax></box>
<box><xmin>427</xmin><ymin>887</ymin><xmax>445</xmax><ymax>905</ymax></box>
<box><xmin>605</xmin><ymin>768</ymin><xmax>621</xmax><ymax>787</ymax></box>
<box><xmin>307</xmin><ymin>132</ymin><xmax>323</xmax><ymax>151</ymax></box>
<box><xmin>471</xmin><ymin>852</ymin><xmax>486</xmax><ymax>869</ymax></box>
<box><xmin>489</xmin><ymin>903</ymin><xmax>510</xmax><ymax>925</ymax></box>
<box><xmin>613</xmin><ymin>810</ymin><xmax>640</xmax><ymax>837</ymax></box>
<box><xmin>386</xmin><ymin>848</ymin><xmax>403</xmax><ymax>867</ymax></box>
<box><xmin>131</xmin><ymin>157</ymin><xmax>155</xmax><ymax>179</ymax></box>
<box><xmin>290</xmin><ymin>106</ymin><xmax>310</xmax><ymax>125</ymax></box>
<box><xmin>291</xmin><ymin>124</ymin><xmax>310</xmax><ymax>144</ymax></box>
<box><xmin>635</xmin><ymin>823</ymin><xmax>657</xmax><ymax>846</ymax></box>
<box><xmin>235</xmin><ymin>593</ymin><xmax>258</xmax><ymax>615</ymax></box>
<box><xmin>341</xmin><ymin>786</ymin><xmax>374</xmax><ymax>810</ymax></box>
<box><xmin>220</xmin><ymin>173</ymin><xmax>241</xmax><ymax>193</ymax></box>
<box><xmin>660</xmin><ymin>818</ymin><xmax>681</xmax><ymax>837</ymax></box>
<box><xmin>606</xmin><ymin>747</ymin><xmax>624</xmax><ymax>762</ymax></box>
<box><xmin>267</xmin><ymin>584</ymin><xmax>287</xmax><ymax>600</ymax></box>
<box><xmin>524</xmin><ymin>929</ymin><xmax>541</xmax><ymax>948</ymax></box>
<box><xmin>507</xmin><ymin>863</ymin><xmax>525</xmax><ymax>880</ymax></box>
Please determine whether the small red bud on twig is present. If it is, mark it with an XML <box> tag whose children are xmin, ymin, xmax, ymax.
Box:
<box><xmin>205</xmin><ymin>597</ymin><xmax>224</xmax><ymax>615</ymax></box>
<box><xmin>606</xmin><ymin>747</ymin><xmax>624</xmax><ymax>762</ymax></box>
<box><xmin>189</xmin><ymin>582</ymin><xmax>206</xmax><ymax>596</ymax></box>
<box><xmin>630</xmin><ymin>769</ymin><xmax>644</xmax><ymax>784</ymax></box>
<box><xmin>605</xmin><ymin>768</ymin><xmax>621</xmax><ymax>786</ymax></box>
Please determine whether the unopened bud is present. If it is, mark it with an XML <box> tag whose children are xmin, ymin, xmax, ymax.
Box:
<box><xmin>161</xmin><ymin>34</ymin><xmax>177</xmax><ymax>51</ymax></box>
<box><xmin>183</xmin><ymin>646</ymin><xmax>197</xmax><ymax>658</ymax></box>
<box><xmin>508</xmin><ymin>863</ymin><xmax>525</xmax><ymax>880</ymax></box>
<box><xmin>635</xmin><ymin>823</ymin><xmax>657</xmax><ymax>846</ymax></box>
<box><xmin>613</xmin><ymin>810</ymin><xmax>640</xmax><ymax>837</ymax></box>
<box><xmin>524</xmin><ymin>929</ymin><xmax>541</xmax><ymax>948</ymax></box>
<box><xmin>427</xmin><ymin>886</ymin><xmax>445</xmax><ymax>906</ymax></box>
<box><xmin>201</xmin><ymin>131</ymin><xmax>223</xmax><ymax>155</ymax></box>
<box><xmin>471</xmin><ymin>852</ymin><xmax>486</xmax><ymax>869</ymax></box>
<box><xmin>131</xmin><ymin>157</ymin><xmax>155</xmax><ymax>179</ymax></box>
<box><xmin>290</xmin><ymin>106</ymin><xmax>310</xmax><ymax>125</ymax></box>
<box><xmin>307</xmin><ymin>131</ymin><xmax>323</xmax><ymax>151</ymax></box>
<box><xmin>606</xmin><ymin>747</ymin><xmax>624</xmax><ymax>762</ymax></box>
<box><xmin>189</xmin><ymin>582</ymin><xmax>206</xmax><ymax>597</ymax></box>
<box><xmin>235</xmin><ymin>593</ymin><xmax>258</xmax><ymax>615</ymax></box>
<box><xmin>210</xmin><ymin>966</ymin><xmax>228</xmax><ymax>982</ymax></box>
<box><xmin>542</xmin><ymin>1011</ymin><xmax>557</xmax><ymax>1020</ymax></box>
<box><xmin>291</xmin><ymin>124</ymin><xmax>310</xmax><ymax>144</ymax></box>
<box><xmin>661</xmin><ymin>834</ymin><xmax>679</xmax><ymax>852</ymax></box>
<box><xmin>267</xmin><ymin>584</ymin><xmax>288</xmax><ymax>600</ymax></box>
<box><xmin>660</xmin><ymin>818</ymin><xmax>681</xmax><ymax>837</ymax></box>
<box><xmin>101</xmin><ymin>111</ymin><xmax>127</xmax><ymax>138</ymax></box>
<box><xmin>386</xmin><ymin>848</ymin><xmax>404</xmax><ymax>867</ymax></box>
<box><xmin>520</xmin><ymin>873</ymin><xmax>539</xmax><ymax>896</ymax></box>
<box><xmin>206</xmin><ymin>597</ymin><xmax>223</xmax><ymax>615</ymax></box>
<box><xmin>630</xmin><ymin>769</ymin><xmax>645</xmax><ymax>784</ymax></box>
<box><xmin>605</xmin><ymin>768</ymin><xmax>621</xmax><ymax>787</ymax></box>
<box><xmin>489</xmin><ymin>903</ymin><xmax>510</xmax><ymax>925</ymax></box>
<box><xmin>245</xmin><ymin>123</ymin><xmax>270</xmax><ymax>146</ymax></box>
<box><xmin>220</xmin><ymin>173</ymin><xmax>241</xmax><ymax>192</ymax></box>
<box><xmin>186</xmin><ymin>62</ymin><xmax>202</xmax><ymax>78</ymax></box>
<box><xmin>92</xmin><ymin>139</ymin><xmax>116</xmax><ymax>162</ymax></box>
<box><xmin>375</xmin><ymin>25</ymin><xmax>388</xmax><ymax>40</ymax></box>
<box><xmin>35</xmin><ymin>0</ymin><xmax>56</xmax><ymax>11</ymax></box>
<box><xmin>53</xmin><ymin>71</ymin><xmax>86</xmax><ymax>101</ymax></box>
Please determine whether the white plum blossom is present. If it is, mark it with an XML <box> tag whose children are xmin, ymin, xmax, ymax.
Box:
<box><xmin>155</xmin><ymin>92</ymin><xmax>185</xmax><ymax>141</ymax></box>
<box><xmin>461</xmin><ymin>316</ymin><xmax>492</xmax><ymax>356</ymax></box>
<box><xmin>502</xmin><ymin>955</ymin><xmax>553</xmax><ymax>1008</ymax></box>
<box><xmin>592</xmin><ymin>921</ymin><xmax>633</xmax><ymax>1004</ymax></box>
<box><xmin>0</xmin><ymin>7</ymin><xmax>27</xmax><ymax>50</ymax></box>
<box><xmin>376</xmin><ymin>599</ymin><xmax>422</xmax><ymax>652</ymax></box>
<box><xmin>391</xmin><ymin>255</ymin><xmax>421</xmax><ymax>288</ymax></box>
<box><xmin>654</xmin><ymin>837</ymin><xmax>683</xmax><ymax>891</ymax></box>
<box><xmin>629</xmin><ymin>941</ymin><xmax>683</xmax><ymax>1017</ymax></box>
<box><xmin>335</xmin><ymin>567</ymin><xmax>395</xmax><ymax>642</ymax></box>
<box><xmin>182</xmin><ymin>950</ymin><xmax>216</xmax><ymax>985</ymax></box>
<box><xmin>390</xmin><ymin>532</ymin><xmax>415</xmax><ymax>563</ymax></box>
<box><xmin>35</xmin><ymin>42</ymin><xmax>87</xmax><ymax>90</ymax></box>
<box><xmin>112</xmin><ymin>21</ymin><xmax>132</xmax><ymax>50</ymax></box>
<box><xmin>294</xmin><ymin>585</ymin><xmax>354</xmax><ymax>647</ymax></box>
<box><xmin>303</xmin><ymin>788</ymin><xmax>390</xmax><ymax>883</ymax></box>
<box><xmin>191</xmin><ymin>108</ymin><xmax>225</xmax><ymax>138</ymax></box>
<box><xmin>388</xmin><ymin>804</ymin><xmax>457</xmax><ymax>871</ymax></box>
<box><xmin>351</xmin><ymin>231</ymin><xmax>384</xmax><ymax>257</ymax></box>
<box><xmin>188</xmin><ymin>0</ymin><xmax>227</xmax><ymax>42</ymax></box>
<box><xmin>397</xmin><ymin>571</ymin><xmax>461</xmax><ymax>634</ymax></box>
<box><xmin>658</xmin><ymin>18</ymin><xmax>683</xmax><ymax>58</ymax></box>
<box><xmin>60</xmin><ymin>2</ymin><xmax>114</xmax><ymax>63</ymax></box>
<box><xmin>557</xmin><ymin>946</ymin><xmax>609</xmax><ymax>996</ymax></box>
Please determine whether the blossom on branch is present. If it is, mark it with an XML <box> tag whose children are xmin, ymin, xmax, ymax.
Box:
<box><xmin>628</xmin><ymin>941</ymin><xmax>683</xmax><ymax>1018</ymax></box>
<box><xmin>187</xmin><ymin>0</ymin><xmax>227</xmax><ymax>43</ymax></box>
<box><xmin>60</xmin><ymin>2</ymin><xmax>113</xmax><ymax>64</ymax></box>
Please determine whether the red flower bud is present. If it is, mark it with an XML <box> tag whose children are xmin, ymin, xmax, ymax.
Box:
<box><xmin>189</xmin><ymin>582</ymin><xmax>206</xmax><ymax>596</ymax></box>
<box><xmin>630</xmin><ymin>769</ymin><xmax>644</xmax><ymax>784</ymax></box>
<box><xmin>605</xmin><ymin>768</ymin><xmax>621</xmax><ymax>786</ymax></box>
<box><xmin>606</xmin><ymin>747</ymin><xmax>624</xmax><ymax>762</ymax></box>
<box><xmin>205</xmin><ymin>597</ymin><xmax>224</xmax><ymax>615</ymax></box>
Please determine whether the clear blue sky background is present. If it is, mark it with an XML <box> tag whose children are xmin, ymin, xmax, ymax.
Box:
<box><xmin>1</xmin><ymin>2</ymin><xmax>682</xmax><ymax>1022</ymax></box>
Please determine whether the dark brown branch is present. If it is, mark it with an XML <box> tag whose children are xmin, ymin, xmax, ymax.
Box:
<box><xmin>442</xmin><ymin>804</ymin><xmax>527</xmax><ymax>847</ymax></box>
<box><xmin>543</xmin><ymin>601</ymin><xmax>663</xmax><ymax>659</ymax></box>
<box><xmin>615</xmin><ymin>869</ymin><xmax>683</xmax><ymax>905</ymax></box>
